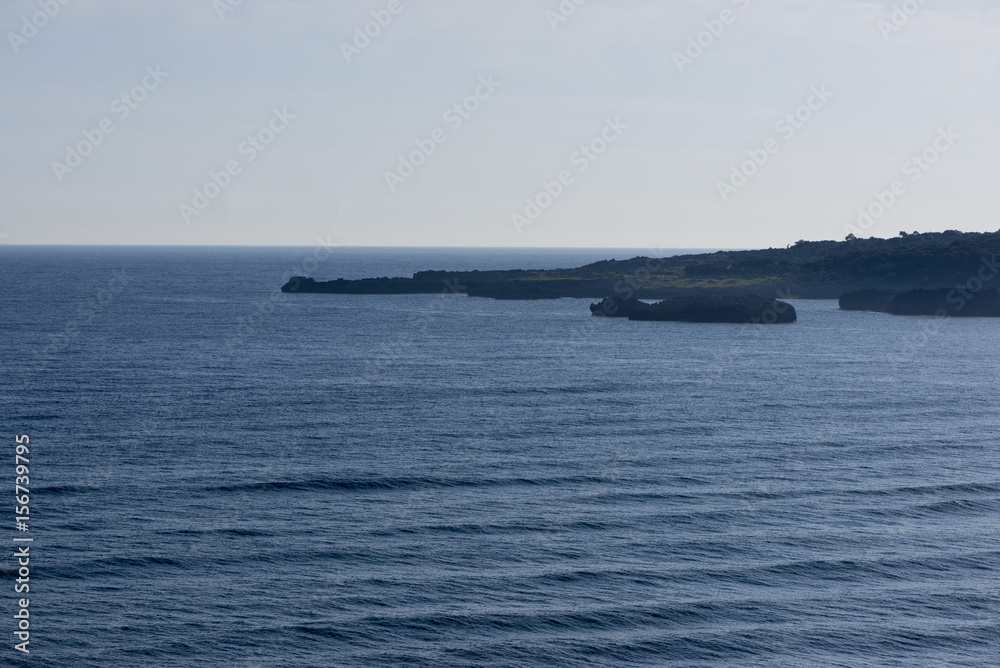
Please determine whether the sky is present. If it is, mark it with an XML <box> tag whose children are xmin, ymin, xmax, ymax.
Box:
<box><xmin>1</xmin><ymin>0</ymin><xmax>998</xmax><ymax>248</ymax></box>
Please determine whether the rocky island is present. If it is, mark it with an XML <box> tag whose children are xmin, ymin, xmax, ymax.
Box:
<box><xmin>282</xmin><ymin>230</ymin><xmax>1000</xmax><ymax>302</ymax></box>
<box><xmin>590</xmin><ymin>295</ymin><xmax>796</xmax><ymax>323</ymax></box>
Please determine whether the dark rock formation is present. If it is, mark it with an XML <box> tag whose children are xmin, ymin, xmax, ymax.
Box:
<box><xmin>591</xmin><ymin>295</ymin><xmax>796</xmax><ymax>324</ymax></box>
<box><xmin>839</xmin><ymin>287</ymin><xmax>1000</xmax><ymax>317</ymax></box>
<box><xmin>839</xmin><ymin>289</ymin><xmax>897</xmax><ymax>313</ymax></box>
<box><xmin>589</xmin><ymin>297</ymin><xmax>647</xmax><ymax>317</ymax></box>
<box><xmin>893</xmin><ymin>288</ymin><xmax>1000</xmax><ymax>317</ymax></box>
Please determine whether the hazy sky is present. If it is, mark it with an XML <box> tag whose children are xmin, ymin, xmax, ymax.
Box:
<box><xmin>2</xmin><ymin>0</ymin><xmax>998</xmax><ymax>247</ymax></box>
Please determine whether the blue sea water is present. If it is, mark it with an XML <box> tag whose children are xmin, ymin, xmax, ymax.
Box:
<box><xmin>1</xmin><ymin>246</ymin><xmax>998</xmax><ymax>667</ymax></box>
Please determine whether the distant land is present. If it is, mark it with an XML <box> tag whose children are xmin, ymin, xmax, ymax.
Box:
<box><xmin>840</xmin><ymin>288</ymin><xmax>1000</xmax><ymax>317</ymax></box>
<box><xmin>282</xmin><ymin>230</ymin><xmax>1000</xmax><ymax>301</ymax></box>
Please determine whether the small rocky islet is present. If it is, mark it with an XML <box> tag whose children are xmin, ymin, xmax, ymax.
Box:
<box><xmin>589</xmin><ymin>295</ymin><xmax>797</xmax><ymax>324</ymax></box>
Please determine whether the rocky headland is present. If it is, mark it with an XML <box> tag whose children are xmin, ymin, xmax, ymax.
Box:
<box><xmin>281</xmin><ymin>230</ymin><xmax>1000</xmax><ymax>302</ymax></box>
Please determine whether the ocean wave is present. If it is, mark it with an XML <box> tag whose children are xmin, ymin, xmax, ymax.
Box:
<box><xmin>208</xmin><ymin>474</ymin><xmax>612</xmax><ymax>494</ymax></box>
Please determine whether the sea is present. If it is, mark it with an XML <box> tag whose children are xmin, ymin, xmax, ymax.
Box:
<box><xmin>1</xmin><ymin>246</ymin><xmax>997</xmax><ymax>667</ymax></box>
